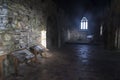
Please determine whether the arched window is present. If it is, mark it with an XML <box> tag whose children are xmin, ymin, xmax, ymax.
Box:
<box><xmin>81</xmin><ymin>17</ymin><xmax>88</xmax><ymax>30</ymax></box>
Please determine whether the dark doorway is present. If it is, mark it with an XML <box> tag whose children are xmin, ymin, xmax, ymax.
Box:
<box><xmin>47</xmin><ymin>15</ymin><xmax>58</xmax><ymax>49</ymax></box>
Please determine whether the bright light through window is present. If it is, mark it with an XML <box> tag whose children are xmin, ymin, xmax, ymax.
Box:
<box><xmin>81</xmin><ymin>17</ymin><xmax>88</xmax><ymax>30</ymax></box>
<box><xmin>41</xmin><ymin>30</ymin><xmax>46</xmax><ymax>48</ymax></box>
<box><xmin>100</xmin><ymin>24</ymin><xmax>103</xmax><ymax>36</ymax></box>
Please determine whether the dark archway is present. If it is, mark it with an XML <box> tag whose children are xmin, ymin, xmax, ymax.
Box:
<box><xmin>47</xmin><ymin>15</ymin><xmax>59</xmax><ymax>49</ymax></box>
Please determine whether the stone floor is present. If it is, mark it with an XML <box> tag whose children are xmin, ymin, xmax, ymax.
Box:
<box><xmin>7</xmin><ymin>44</ymin><xmax>120</xmax><ymax>80</ymax></box>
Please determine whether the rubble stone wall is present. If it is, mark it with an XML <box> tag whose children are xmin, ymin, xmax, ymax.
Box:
<box><xmin>5</xmin><ymin>0</ymin><xmax>69</xmax><ymax>50</ymax></box>
<box><xmin>0</xmin><ymin>0</ymin><xmax>57</xmax><ymax>54</ymax></box>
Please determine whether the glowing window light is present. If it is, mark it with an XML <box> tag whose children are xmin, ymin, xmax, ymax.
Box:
<box><xmin>84</xmin><ymin>21</ymin><xmax>86</xmax><ymax>29</ymax></box>
<box><xmin>86</xmin><ymin>21</ymin><xmax>88</xmax><ymax>29</ymax></box>
<box><xmin>80</xmin><ymin>17</ymin><xmax>88</xmax><ymax>30</ymax></box>
<box><xmin>41</xmin><ymin>30</ymin><xmax>46</xmax><ymax>48</ymax></box>
<box><xmin>100</xmin><ymin>25</ymin><xmax>103</xmax><ymax>36</ymax></box>
<box><xmin>81</xmin><ymin>22</ymin><xmax>83</xmax><ymax>29</ymax></box>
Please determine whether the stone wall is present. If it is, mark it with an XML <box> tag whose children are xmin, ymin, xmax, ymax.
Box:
<box><xmin>103</xmin><ymin>0</ymin><xmax>120</xmax><ymax>49</ymax></box>
<box><xmin>56</xmin><ymin>8</ymin><xmax>70</xmax><ymax>47</ymax></box>
<box><xmin>0</xmin><ymin>0</ymin><xmax>74</xmax><ymax>77</ymax></box>
<box><xmin>115</xmin><ymin>28</ymin><xmax>120</xmax><ymax>49</ymax></box>
<box><xmin>0</xmin><ymin>0</ymin><xmax>58</xmax><ymax>55</ymax></box>
<box><xmin>67</xmin><ymin>28</ymin><xmax>89</xmax><ymax>43</ymax></box>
